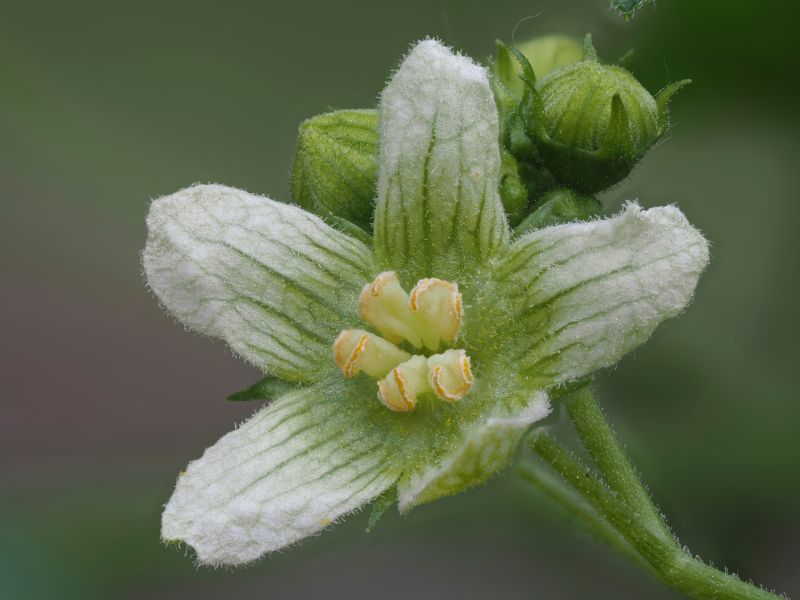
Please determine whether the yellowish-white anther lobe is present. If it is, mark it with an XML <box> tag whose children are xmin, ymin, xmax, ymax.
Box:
<box><xmin>378</xmin><ymin>355</ymin><xmax>428</xmax><ymax>412</ymax></box>
<box><xmin>359</xmin><ymin>271</ymin><xmax>422</xmax><ymax>347</ymax></box>
<box><xmin>427</xmin><ymin>349</ymin><xmax>474</xmax><ymax>403</ymax></box>
<box><xmin>333</xmin><ymin>329</ymin><xmax>410</xmax><ymax>378</ymax></box>
<box><xmin>409</xmin><ymin>278</ymin><xmax>463</xmax><ymax>350</ymax></box>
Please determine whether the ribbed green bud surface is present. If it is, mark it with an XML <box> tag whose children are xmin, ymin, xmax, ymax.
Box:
<box><xmin>535</xmin><ymin>56</ymin><xmax>658</xmax><ymax>192</ymax></box>
<box><xmin>538</xmin><ymin>62</ymin><xmax>658</xmax><ymax>158</ymax></box>
<box><xmin>292</xmin><ymin>109</ymin><xmax>379</xmax><ymax>231</ymax></box>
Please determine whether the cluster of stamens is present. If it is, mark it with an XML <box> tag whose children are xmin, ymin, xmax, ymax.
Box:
<box><xmin>333</xmin><ymin>271</ymin><xmax>474</xmax><ymax>412</ymax></box>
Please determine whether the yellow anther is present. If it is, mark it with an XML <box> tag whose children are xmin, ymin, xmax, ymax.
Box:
<box><xmin>341</xmin><ymin>272</ymin><xmax>474</xmax><ymax>411</ymax></box>
<box><xmin>377</xmin><ymin>355</ymin><xmax>428</xmax><ymax>412</ymax></box>
<box><xmin>359</xmin><ymin>271</ymin><xmax>422</xmax><ymax>347</ymax></box>
<box><xmin>427</xmin><ymin>349</ymin><xmax>474</xmax><ymax>403</ymax></box>
<box><xmin>376</xmin><ymin>350</ymin><xmax>475</xmax><ymax>411</ymax></box>
<box><xmin>333</xmin><ymin>329</ymin><xmax>410</xmax><ymax>379</ymax></box>
<box><xmin>409</xmin><ymin>278</ymin><xmax>463</xmax><ymax>350</ymax></box>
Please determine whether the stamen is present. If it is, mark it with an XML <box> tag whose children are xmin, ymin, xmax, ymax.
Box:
<box><xmin>408</xmin><ymin>278</ymin><xmax>463</xmax><ymax>350</ymax></box>
<box><xmin>359</xmin><ymin>271</ymin><xmax>422</xmax><ymax>347</ymax></box>
<box><xmin>339</xmin><ymin>273</ymin><xmax>474</xmax><ymax>411</ymax></box>
<box><xmin>427</xmin><ymin>349</ymin><xmax>474</xmax><ymax>402</ymax></box>
<box><xmin>377</xmin><ymin>355</ymin><xmax>428</xmax><ymax>412</ymax></box>
<box><xmin>333</xmin><ymin>329</ymin><xmax>410</xmax><ymax>379</ymax></box>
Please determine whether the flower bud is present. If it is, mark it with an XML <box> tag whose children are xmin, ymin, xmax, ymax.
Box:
<box><xmin>291</xmin><ymin>109</ymin><xmax>379</xmax><ymax>232</ymax></box>
<box><xmin>523</xmin><ymin>35</ymin><xmax>690</xmax><ymax>193</ymax></box>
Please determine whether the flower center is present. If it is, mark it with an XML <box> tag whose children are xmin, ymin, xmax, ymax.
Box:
<box><xmin>333</xmin><ymin>271</ymin><xmax>474</xmax><ymax>412</ymax></box>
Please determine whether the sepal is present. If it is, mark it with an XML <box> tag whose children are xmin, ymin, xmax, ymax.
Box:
<box><xmin>366</xmin><ymin>486</ymin><xmax>397</xmax><ymax>532</ymax></box>
<box><xmin>499</xmin><ymin>150</ymin><xmax>529</xmax><ymax>226</ymax></box>
<box><xmin>493</xmin><ymin>35</ymin><xmax>582</xmax><ymax>97</ymax></box>
<box><xmin>582</xmin><ymin>32</ymin><xmax>599</xmax><ymax>62</ymax></box>
<box><xmin>227</xmin><ymin>376</ymin><xmax>300</xmax><ymax>402</ymax></box>
<box><xmin>514</xmin><ymin>188</ymin><xmax>601</xmax><ymax>236</ymax></box>
<box><xmin>656</xmin><ymin>79</ymin><xmax>692</xmax><ymax>136</ymax></box>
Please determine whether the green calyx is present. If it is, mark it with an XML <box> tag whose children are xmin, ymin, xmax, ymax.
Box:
<box><xmin>227</xmin><ymin>376</ymin><xmax>302</xmax><ymax>402</ymax></box>
<box><xmin>500</xmin><ymin>150</ymin><xmax>529</xmax><ymax>226</ymax></box>
<box><xmin>496</xmin><ymin>34</ymin><xmax>690</xmax><ymax>194</ymax></box>
<box><xmin>291</xmin><ymin>109</ymin><xmax>379</xmax><ymax>233</ymax></box>
<box><xmin>514</xmin><ymin>188</ymin><xmax>601</xmax><ymax>237</ymax></box>
<box><xmin>491</xmin><ymin>42</ymin><xmax>556</xmax><ymax>218</ymax></box>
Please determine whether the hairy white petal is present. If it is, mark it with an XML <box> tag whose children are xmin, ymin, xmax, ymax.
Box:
<box><xmin>162</xmin><ymin>387</ymin><xmax>398</xmax><ymax>566</ymax></box>
<box><xmin>398</xmin><ymin>391</ymin><xmax>550</xmax><ymax>511</ymax></box>
<box><xmin>143</xmin><ymin>184</ymin><xmax>374</xmax><ymax>381</ymax></box>
<box><xmin>374</xmin><ymin>39</ymin><xmax>509</xmax><ymax>282</ymax></box>
<box><xmin>500</xmin><ymin>203</ymin><xmax>710</xmax><ymax>384</ymax></box>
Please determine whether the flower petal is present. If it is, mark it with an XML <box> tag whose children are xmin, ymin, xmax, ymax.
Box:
<box><xmin>143</xmin><ymin>184</ymin><xmax>375</xmax><ymax>382</ymax></box>
<box><xmin>374</xmin><ymin>39</ymin><xmax>509</xmax><ymax>282</ymax></box>
<box><xmin>162</xmin><ymin>386</ymin><xmax>399</xmax><ymax>566</ymax></box>
<box><xmin>397</xmin><ymin>391</ymin><xmax>550</xmax><ymax>511</ymax></box>
<box><xmin>498</xmin><ymin>203</ymin><xmax>710</xmax><ymax>386</ymax></box>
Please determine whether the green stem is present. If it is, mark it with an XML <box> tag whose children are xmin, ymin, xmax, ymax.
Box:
<box><xmin>565</xmin><ymin>385</ymin><xmax>671</xmax><ymax>541</ymax></box>
<box><xmin>529</xmin><ymin>434</ymin><xmax>782</xmax><ymax>600</ymax></box>
<box><xmin>517</xmin><ymin>461</ymin><xmax>654</xmax><ymax>575</ymax></box>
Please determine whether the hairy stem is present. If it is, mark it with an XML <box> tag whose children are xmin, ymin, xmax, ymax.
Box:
<box><xmin>565</xmin><ymin>385</ymin><xmax>671</xmax><ymax>540</ymax></box>
<box><xmin>517</xmin><ymin>461</ymin><xmax>653</xmax><ymax>574</ymax></box>
<box><xmin>527</xmin><ymin>434</ymin><xmax>783</xmax><ymax>600</ymax></box>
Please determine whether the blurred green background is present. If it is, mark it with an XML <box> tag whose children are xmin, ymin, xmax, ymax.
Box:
<box><xmin>2</xmin><ymin>0</ymin><xmax>798</xmax><ymax>598</ymax></box>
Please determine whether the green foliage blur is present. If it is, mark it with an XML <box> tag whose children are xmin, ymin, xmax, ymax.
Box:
<box><xmin>2</xmin><ymin>1</ymin><xmax>798</xmax><ymax>598</ymax></box>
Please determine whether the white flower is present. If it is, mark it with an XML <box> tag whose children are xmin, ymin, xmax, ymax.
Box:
<box><xmin>143</xmin><ymin>39</ymin><xmax>709</xmax><ymax>566</ymax></box>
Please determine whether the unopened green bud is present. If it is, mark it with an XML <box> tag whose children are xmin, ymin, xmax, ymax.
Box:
<box><xmin>495</xmin><ymin>35</ymin><xmax>583</xmax><ymax>96</ymax></box>
<box><xmin>291</xmin><ymin>109</ymin><xmax>379</xmax><ymax>233</ymax></box>
<box><xmin>500</xmin><ymin>150</ymin><xmax>528</xmax><ymax>226</ymax></box>
<box><xmin>514</xmin><ymin>188</ymin><xmax>601</xmax><ymax>236</ymax></box>
<box><xmin>523</xmin><ymin>35</ymin><xmax>689</xmax><ymax>193</ymax></box>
